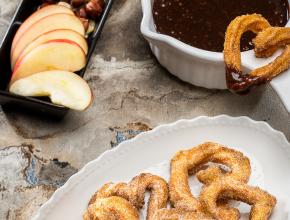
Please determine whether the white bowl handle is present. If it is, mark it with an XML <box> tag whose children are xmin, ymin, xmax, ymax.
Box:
<box><xmin>270</xmin><ymin>71</ymin><xmax>290</xmax><ymax>113</ymax></box>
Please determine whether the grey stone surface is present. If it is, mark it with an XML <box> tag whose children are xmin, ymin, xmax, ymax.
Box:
<box><xmin>0</xmin><ymin>0</ymin><xmax>290</xmax><ymax>219</ymax></box>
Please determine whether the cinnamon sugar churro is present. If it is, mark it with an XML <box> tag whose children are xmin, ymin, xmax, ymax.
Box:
<box><xmin>224</xmin><ymin>14</ymin><xmax>290</xmax><ymax>94</ymax></box>
<box><xmin>84</xmin><ymin>143</ymin><xmax>276</xmax><ymax>220</ymax></box>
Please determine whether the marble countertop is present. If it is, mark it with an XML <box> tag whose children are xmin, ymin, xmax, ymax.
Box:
<box><xmin>0</xmin><ymin>0</ymin><xmax>290</xmax><ymax>219</ymax></box>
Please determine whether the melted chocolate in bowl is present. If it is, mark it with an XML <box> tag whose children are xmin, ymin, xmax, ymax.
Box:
<box><xmin>153</xmin><ymin>0</ymin><xmax>289</xmax><ymax>52</ymax></box>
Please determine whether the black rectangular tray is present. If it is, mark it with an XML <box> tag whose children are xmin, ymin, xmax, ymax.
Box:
<box><xmin>0</xmin><ymin>0</ymin><xmax>113</xmax><ymax>118</ymax></box>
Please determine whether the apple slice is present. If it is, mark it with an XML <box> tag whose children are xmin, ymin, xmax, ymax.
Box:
<box><xmin>12</xmin><ymin>39</ymin><xmax>86</xmax><ymax>83</ymax></box>
<box><xmin>11</xmin><ymin>5</ymin><xmax>74</xmax><ymax>51</ymax></box>
<box><xmin>9</xmin><ymin>71</ymin><xmax>92</xmax><ymax>111</ymax></box>
<box><xmin>11</xmin><ymin>13</ymin><xmax>85</xmax><ymax>66</ymax></box>
<box><xmin>11</xmin><ymin>29</ymin><xmax>88</xmax><ymax>68</ymax></box>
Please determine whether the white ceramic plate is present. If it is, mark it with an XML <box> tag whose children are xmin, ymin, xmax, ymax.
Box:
<box><xmin>32</xmin><ymin>115</ymin><xmax>290</xmax><ymax>220</ymax></box>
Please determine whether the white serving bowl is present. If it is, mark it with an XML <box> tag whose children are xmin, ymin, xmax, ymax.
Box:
<box><xmin>140</xmin><ymin>0</ymin><xmax>290</xmax><ymax>113</ymax></box>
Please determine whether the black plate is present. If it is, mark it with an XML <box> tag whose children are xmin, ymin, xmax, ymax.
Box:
<box><xmin>0</xmin><ymin>0</ymin><xmax>113</xmax><ymax>118</ymax></box>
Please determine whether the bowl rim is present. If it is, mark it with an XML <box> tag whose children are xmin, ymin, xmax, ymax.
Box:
<box><xmin>140</xmin><ymin>0</ymin><xmax>290</xmax><ymax>63</ymax></box>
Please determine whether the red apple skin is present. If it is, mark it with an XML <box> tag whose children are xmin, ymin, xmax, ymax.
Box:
<box><xmin>11</xmin><ymin>39</ymin><xmax>86</xmax><ymax>83</ymax></box>
<box><xmin>13</xmin><ymin>39</ymin><xmax>86</xmax><ymax>72</ymax></box>
<box><xmin>11</xmin><ymin>29</ymin><xmax>88</xmax><ymax>68</ymax></box>
<box><xmin>11</xmin><ymin>5</ymin><xmax>74</xmax><ymax>52</ymax></box>
<box><xmin>11</xmin><ymin>13</ymin><xmax>85</xmax><ymax>66</ymax></box>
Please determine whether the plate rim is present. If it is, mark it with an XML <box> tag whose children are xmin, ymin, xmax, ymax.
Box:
<box><xmin>32</xmin><ymin>115</ymin><xmax>290</xmax><ymax>219</ymax></box>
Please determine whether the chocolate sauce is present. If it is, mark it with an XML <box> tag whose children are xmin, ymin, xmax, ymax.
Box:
<box><xmin>153</xmin><ymin>0</ymin><xmax>289</xmax><ymax>52</ymax></box>
<box><xmin>226</xmin><ymin>67</ymin><xmax>269</xmax><ymax>94</ymax></box>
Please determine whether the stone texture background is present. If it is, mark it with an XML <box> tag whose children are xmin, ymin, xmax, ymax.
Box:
<box><xmin>0</xmin><ymin>0</ymin><xmax>290</xmax><ymax>219</ymax></box>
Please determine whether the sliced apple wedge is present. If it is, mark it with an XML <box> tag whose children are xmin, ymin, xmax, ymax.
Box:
<box><xmin>11</xmin><ymin>39</ymin><xmax>86</xmax><ymax>83</ymax></box>
<box><xmin>11</xmin><ymin>5</ymin><xmax>74</xmax><ymax>51</ymax></box>
<box><xmin>11</xmin><ymin>29</ymin><xmax>88</xmax><ymax>68</ymax></box>
<box><xmin>11</xmin><ymin>13</ymin><xmax>85</xmax><ymax>65</ymax></box>
<box><xmin>9</xmin><ymin>71</ymin><xmax>92</xmax><ymax>111</ymax></box>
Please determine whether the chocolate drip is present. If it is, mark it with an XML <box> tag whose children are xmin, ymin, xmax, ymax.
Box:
<box><xmin>226</xmin><ymin>66</ymin><xmax>268</xmax><ymax>94</ymax></box>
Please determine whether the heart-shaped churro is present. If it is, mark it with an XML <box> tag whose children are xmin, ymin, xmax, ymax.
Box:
<box><xmin>224</xmin><ymin>14</ymin><xmax>290</xmax><ymax>94</ymax></box>
<box><xmin>83</xmin><ymin>196</ymin><xmax>139</xmax><ymax>220</ymax></box>
<box><xmin>169</xmin><ymin>142</ymin><xmax>251</xmax><ymax>219</ymax></box>
<box><xmin>199</xmin><ymin>177</ymin><xmax>276</xmax><ymax>220</ymax></box>
<box><xmin>86</xmin><ymin>173</ymin><xmax>168</xmax><ymax>220</ymax></box>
